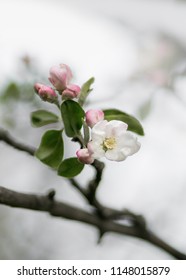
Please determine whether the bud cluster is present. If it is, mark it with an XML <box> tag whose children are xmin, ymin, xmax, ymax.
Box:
<box><xmin>34</xmin><ymin>64</ymin><xmax>81</xmax><ymax>103</ymax></box>
<box><xmin>34</xmin><ymin>63</ymin><xmax>141</xmax><ymax>166</ymax></box>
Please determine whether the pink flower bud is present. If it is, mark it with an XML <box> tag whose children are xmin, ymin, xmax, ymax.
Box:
<box><xmin>34</xmin><ymin>83</ymin><xmax>43</xmax><ymax>93</ymax></box>
<box><xmin>62</xmin><ymin>84</ymin><xmax>81</xmax><ymax>99</ymax></box>
<box><xmin>85</xmin><ymin>109</ymin><xmax>104</xmax><ymax>128</ymax></box>
<box><xmin>76</xmin><ymin>148</ymin><xmax>94</xmax><ymax>164</ymax></box>
<box><xmin>34</xmin><ymin>83</ymin><xmax>58</xmax><ymax>103</ymax></box>
<box><xmin>48</xmin><ymin>64</ymin><xmax>73</xmax><ymax>91</ymax></box>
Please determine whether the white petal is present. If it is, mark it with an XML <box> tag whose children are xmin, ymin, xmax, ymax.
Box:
<box><xmin>91</xmin><ymin>120</ymin><xmax>108</xmax><ymax>142</ymax></box>
<box><xmin>118</xmin><ymin>132</ymin><xmax>141</xmax><ymax>156</ymax></box>
<box><xmin>105</xmin><ymin>120</ymin><xmax>128</xmax><ymax>138</ymax></box>
<box><xmin>105</xmin><ymin>148</ymin><xmax>127</xmax><ymax>161</ymax></box>
<box><xmin>92</xmin><ymin>120</ymin><xmax>108</xmax><ymax>131</ymax></box>
<box><xmin>89</xmin><ymin>119</ymin><xmax>140</xmax><ymax>162</ymax></box>
<box><xmin>88</xmin><ymin>141</ymin><xmax>105</xmax><ymax>159</ymax></box>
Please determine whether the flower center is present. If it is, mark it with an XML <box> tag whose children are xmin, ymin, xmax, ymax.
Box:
<box><xmin>103</xmin><ymin>137</ymin><xmax>116</xmax><ymax>151</ymax></box>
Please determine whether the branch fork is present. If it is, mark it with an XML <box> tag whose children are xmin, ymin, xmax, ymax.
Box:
<box><xmin>0</xmin><ymin>128</ymin><xmax>186</xmax><ymax>259</ymax></box>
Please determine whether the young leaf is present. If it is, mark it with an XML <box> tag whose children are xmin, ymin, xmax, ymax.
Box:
<box><xmin>61</xmin><ymin>100</ymin><xmax>85</xmax><ymax>137</ymax></box>
<box><xmin>31</xmin><ymin>110</ymin><xmax>59</xmax><ymax>127</ymax></box>
<box><xmin>103</xmin><ymin>109</ymin><xmax>144</xmax><ymax>136</ymax></box>
<box><xmin>82</xmin><ymin>119</ymin><xmax>90</xmax><ymax>145</ymax></box>
<box><xmin>0</xmin><ymin>82</ymin><xmax>20</xmax><ymax>101</ymax></box>
<box><xmin>58</xmin><ymin>157</ymin><xmax>84</xmax><ymax>178</ymax></box>
<box><xmin>35</xmin><ymin>130</ymin><xmax>64</xmax><ymax>169</ymax></box>
<box><xmin>78</xmin><ymin>77</ymin><xmax>95</xmax><ymax>106</ymax></box>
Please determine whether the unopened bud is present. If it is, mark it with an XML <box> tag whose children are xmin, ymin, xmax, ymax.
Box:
<box><xmin>34</xmin><ymin>83</ymin><xmax>58</xmax><ymax>103</ymax></box>
<box><xmin>76</xmin><ymin>148</ymin><xmax>94</xmax><ymax>164</ymax></box>
<box><xmin>48</xmin><ymin>64</ymin><xmax>73</xmax><ymax>91</ymax></box>
<box><xmin>62</xmin><ymin>84</ymin><xmax>81</xmax><ymax>99</ymax></box>
<box><xmin>85</xmin><ymin>109</ymin><xmax>104</xmax><ymax>128</ymax></box>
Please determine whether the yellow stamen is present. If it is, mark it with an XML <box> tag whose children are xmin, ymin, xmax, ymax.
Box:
<box><xmin>103</xmin><ymin>137</ymin><xmax>116</xmax><ymax>150</ymax></box>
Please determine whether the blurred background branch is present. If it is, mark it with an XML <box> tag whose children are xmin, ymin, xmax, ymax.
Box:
<box><xmin>0</xmin><ymin>129</ymin><xmax>186</xmax><ymax>259</ymax></box>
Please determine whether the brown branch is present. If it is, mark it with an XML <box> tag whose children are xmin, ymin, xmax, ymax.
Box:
<box><xmin>87</xmin><ymin>160</ymin><xmax>105</xmax><ymax>204</ymax></box>
<box><xmin>0</xmin><ymin>128</ymin><xmax>186</xmax><ymax>259</ymax></box>
<box><xmin>69</xmin><ymin>178</ymin><xmax>88</xmax><ymax>197</ymax></box>
<box><xmin>0</xmin><ymin>185</ymin><xmax>185</xmax><ymax>259</ymax></box>
<box><xmin>0</xmin><ymin>127</ymin><xmax>35</xmax><ymax>156</ymax></box>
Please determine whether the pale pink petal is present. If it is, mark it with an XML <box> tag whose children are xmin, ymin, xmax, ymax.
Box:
<box><xmin>105</xmin><ymin>149</ymin><xmax>127</xmax><ymax>161</ymax></box>
<box><xmin>85</xmin><ymin>109</ymin><xmax>104</xmax><ymax>128</ymax></box>
<box><xmin>76</xmin><ymin>148</ymin><xmax>94</xmax><ymax>164</ymax></box>
<box><xmin>88</xmin><ymin>141</ymin><xmax>105</xmax><ymax>159</ymax></box>
<box><xmin>105</xmin><ymin>120</ymin><xmax>128</xmax><ymax>138</ymax></box>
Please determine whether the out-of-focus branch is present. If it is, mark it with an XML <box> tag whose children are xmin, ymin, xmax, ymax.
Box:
<box><xmin>0</xmin><ymin>185</ymin><xmax>185</xmax><ymax>260</ymax></box>
<box><xmin>0</xmin><ymin>128</ymin><xmax>35</xmax><ymax>156</ymax></box>
<box><xmin>87</xmin><ymin>160</ymin><xmax>105</xmax><ymax>204</ymax></box>
<box><xmin>0</xmin><ymin>128</ymin><xmax>186</xmax><ymax>259</ymax></box>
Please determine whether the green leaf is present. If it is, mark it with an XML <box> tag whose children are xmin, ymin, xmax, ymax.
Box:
<box><xmin>78</xmin><ymin>77</ymin><xmax>95</xmax><ymax>106</ymax></box>
<box><xmin>82</xmin><ymin>119</ymin><xmax>90</xmax><ymax>146</ymax></box>
<box><xmin>35</xmin><ymin>130</ymin><xmax>64</xmax><ymax>169</ymax></box>
<box><xmin>58</xmin><ymin>157</ymin><xmax>84</xmax><ymax>178</ymax></box>
<box><xmin>103</xmin><ymin>109</ymin><xmax>144</xmax><ymax>136</ymax></box>
<box><xmin>61</xmin><ymin>100</ymin><xmax>85</xmax><ymax>137</ymax></box>
<box><xmin>0</xmin><ymin>82</ymin><xmax>20</xmax><ymax>101</ymax></box>
<box><xmin>31</xmin><ymin>110</ymin><xmax>59</xmax><ymax>127</ymax></box>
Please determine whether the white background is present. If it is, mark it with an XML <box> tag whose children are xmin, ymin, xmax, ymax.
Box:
<box><xmin>0</xmin><ymin>0</ymin><xmax>186</xmax><ymax>259</ymax></box>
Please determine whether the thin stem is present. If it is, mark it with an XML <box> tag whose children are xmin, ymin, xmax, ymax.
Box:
<box><xmin>0</xmin><ymin>127</ymin><xmax>186</xmax><ymax>259</ymax></box>
<box><xmin>69</xmin><ymin>178</ymin><xmax>88</xmax><ymax>198</ymax></box>
<box><xmin>55</xmin><ymin>100</ymin><xmax>61</xmax><ymax>110</ymax></box>
<box><xmin>0</xmin><ymin>128</ymin><xmax>35</xmax><ymax>156</ymax></box>
<box><xmin>87</xmin><ymin>160</ymin><xmax>105</xmax><ymax>203</ymax></box>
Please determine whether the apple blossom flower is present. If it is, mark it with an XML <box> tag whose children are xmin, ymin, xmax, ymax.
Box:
<box><xmin>48</xmin><ymin>64</ymin><xmax>73</xmax><ymax>91</ymax></box>
<box><xmin>34</xmin><ymin>83</ymin><xmax>58</xmax><ymax>103</ymax></box>
<box><xmin>62</xmin><ymin>84</ymin><xmax>81</xmax><ymax>99</ymax></box>
<box><xmin>85</xmin><ymin>109</ymin><xmax>104</xmax><ymax>128</ymax></box>
<box><xmin>87</xmin><ymin>120</ymin><xmax>140</xmax><ymax>162</ymax></box>
<box><xmin>76</xmin><ymin>148</ymin><xmax>94</xmax><ymax>164</ymax></box>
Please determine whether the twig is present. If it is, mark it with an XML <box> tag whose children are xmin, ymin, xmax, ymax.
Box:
<box><xmin>0</xmin><ymin>128</ymin><xmax>35</xmax><ymax>156</ymax></box>
<box><xmin>69</xmin><ymin>178</ymin><xmax>88</xmax><ymax>197</ymax></box>
<box><xmin>0</xmin><ymin>185</ymin><xmax>185</xmax><ymax>259</ymax></box>
<box><xmin>87</xmin><ymin>160</ymin><xmax>105</xmax><ymax>204</ymax></box>
<box><xmin>0</xmin><ymin>127</ymin><xmax>186</xmax><ymax>259</ymax></box>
